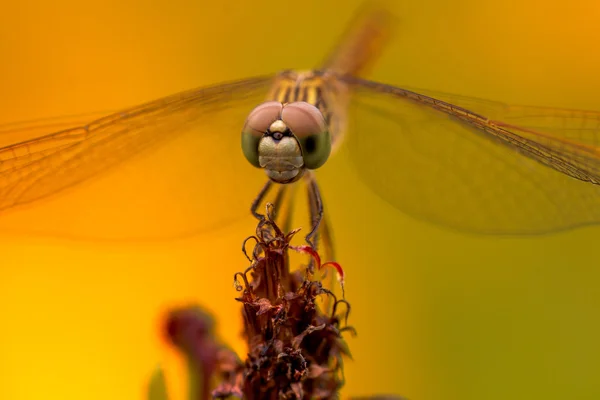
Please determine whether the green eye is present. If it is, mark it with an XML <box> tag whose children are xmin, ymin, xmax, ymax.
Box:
<box><xmin>242</xmin><ymin>101</ymin><xmax>284</xmax><ymax>168</ymax></box>
<box><xmin>298</xmin><ymin>131</ymin><xmax>331</xmax><ymax>170</ymax></box>
<box><xmin>280</xmin><ymin>102</ymin><xmax>331</xmax><ymax>170</ymax></box>
<box><xmin>241</xmin><ymin>131</ymin><xmax>261</xmax><ymax>168</ymax></box>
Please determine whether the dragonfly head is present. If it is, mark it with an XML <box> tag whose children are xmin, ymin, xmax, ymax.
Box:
<box><xmin>242</xmin><ymin>101</ymin><xmax>332</xmax><ymax>184</ymax></box>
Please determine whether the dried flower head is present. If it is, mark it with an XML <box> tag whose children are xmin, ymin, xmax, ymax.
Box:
<box><xmin>155</xmin><ymin>205</ymin><xmax>403</xmax><ymax>400</ymax></box>
<box><xmin>219</xmin><ymin>205</ymin><xmax>352</xmax><ymax>399</ymax></box>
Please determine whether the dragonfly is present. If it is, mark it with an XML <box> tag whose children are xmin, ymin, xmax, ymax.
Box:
<box><xmin>1</xmin><ymin>3</ymin><xmax>600</xmax><ymax>244</ymax></box>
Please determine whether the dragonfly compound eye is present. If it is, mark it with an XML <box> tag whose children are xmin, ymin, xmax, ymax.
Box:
<box><xmin>281</xmin><ymin>102</ymin><xmax>331</xmax><ymax>170</ymax></box>
<box><xmin>241</xmin><ymin>101</ymin><xmax>283</xmax><ymax>168</ymax></box>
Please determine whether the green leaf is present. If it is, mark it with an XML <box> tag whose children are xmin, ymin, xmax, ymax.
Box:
<box><xmin>147</xmin><ymin>365</ymin><xmax>170</xmax><ymax>400</ymax></box>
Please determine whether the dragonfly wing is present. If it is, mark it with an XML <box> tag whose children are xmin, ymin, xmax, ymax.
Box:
<box><xmin>396</xmin><ymin>86</ymin><xmax>600</xmax><ymax>181</ymax></box>
<box><xmin>320</xmin><ymin>1</ymin><xmax>396</xmax><ymax>78</ymax></box>
<box><xmin>0</xmin><ymin>111</ymin><xmax>114</xmax><ymax>147</ymax></box>
<box><xmin>342</xmin><ymin>77</ymin><xmax>600</xmax><ymax>234</ymax></box>
<box><xmin>0</xmin><ymin>75</ymin><xmax>277</xmax><ymax>240</ymax></box>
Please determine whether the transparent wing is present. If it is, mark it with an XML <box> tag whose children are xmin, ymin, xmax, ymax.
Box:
<box><xmin>0</xmin><ymin>111</ymin><xmax>114</xmax><ymax>147</ymax></box>
<box><xmin>343</xmin><ymin>76</ymin><xmax>600</xmax><ymax>234</ymax></box>
<box><xmin>0</xmin><ymin>76</ymin><xmax>276</xmax><ymax>241</ymax></box>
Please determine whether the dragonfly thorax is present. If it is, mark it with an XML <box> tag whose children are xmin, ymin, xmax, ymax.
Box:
<box><xmin>241</xmin><ymin>101</ymin><xmax>332</xmax><ymax>184</ymax></box>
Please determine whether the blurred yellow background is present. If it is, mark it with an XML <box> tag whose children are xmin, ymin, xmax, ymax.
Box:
<box><xmin>2</xmin><ymin>0</ymin><xmax>600</xmax><ymax>399</ymax></box>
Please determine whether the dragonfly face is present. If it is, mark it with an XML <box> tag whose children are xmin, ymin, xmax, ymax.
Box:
<box><xmin>241</xmin><ymin>100</ymin><xmax>332</xmax><ymax>184</ymax></box>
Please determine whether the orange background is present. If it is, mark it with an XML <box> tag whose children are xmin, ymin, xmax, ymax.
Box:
<box><xmin>2</xmin><ymin>1</ymin><xmax>600</xmax><ymax>399</ymax></box>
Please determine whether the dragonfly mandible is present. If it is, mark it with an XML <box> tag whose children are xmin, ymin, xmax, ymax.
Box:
<box><xmin>1</xmin><ymin>3</ymin><xmax>600</xmax><ymax>242</ymax></box>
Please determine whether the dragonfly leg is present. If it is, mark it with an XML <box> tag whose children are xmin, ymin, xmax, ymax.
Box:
<box><xmin>251</xmin><ymin>179</ymin><xmax>293</xmax><ymax>228</ymax></box>
<box><xmin>307</xmin><ymin>174</ymin><xmax>338</xmax><ymax>309</ymax></box>
<box><xmin>305</xmin><ymin>172</ymin><xmax>324</xmax><ymax>250</ymax></box>
<box><xmin>305</xmin><ymin>175</ymin><xmax>321</xmax><ymax>275</ymax></box>
<box><xmin>278</xmin><ymin>183</ymin><xmax>298</xmax><ymax>235</ymax></box>
<box><xmin>319</xmin><ymin>208</ymin><xmax>338</xmax><ymax>311</ymax></box>
<box><xmin>320</xmin><ymin>209</ymin><xmax>335</xmax><ymax>266</ymax></box>
<box><xmin>250</xmin><ymin>180</ymin><xmax>273</xmax><ymax>221</ymax></box>
<box><xmin>271</xmin><ymin>184</ymin><xmax>289</xmax><ymax>227</ymax></box>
